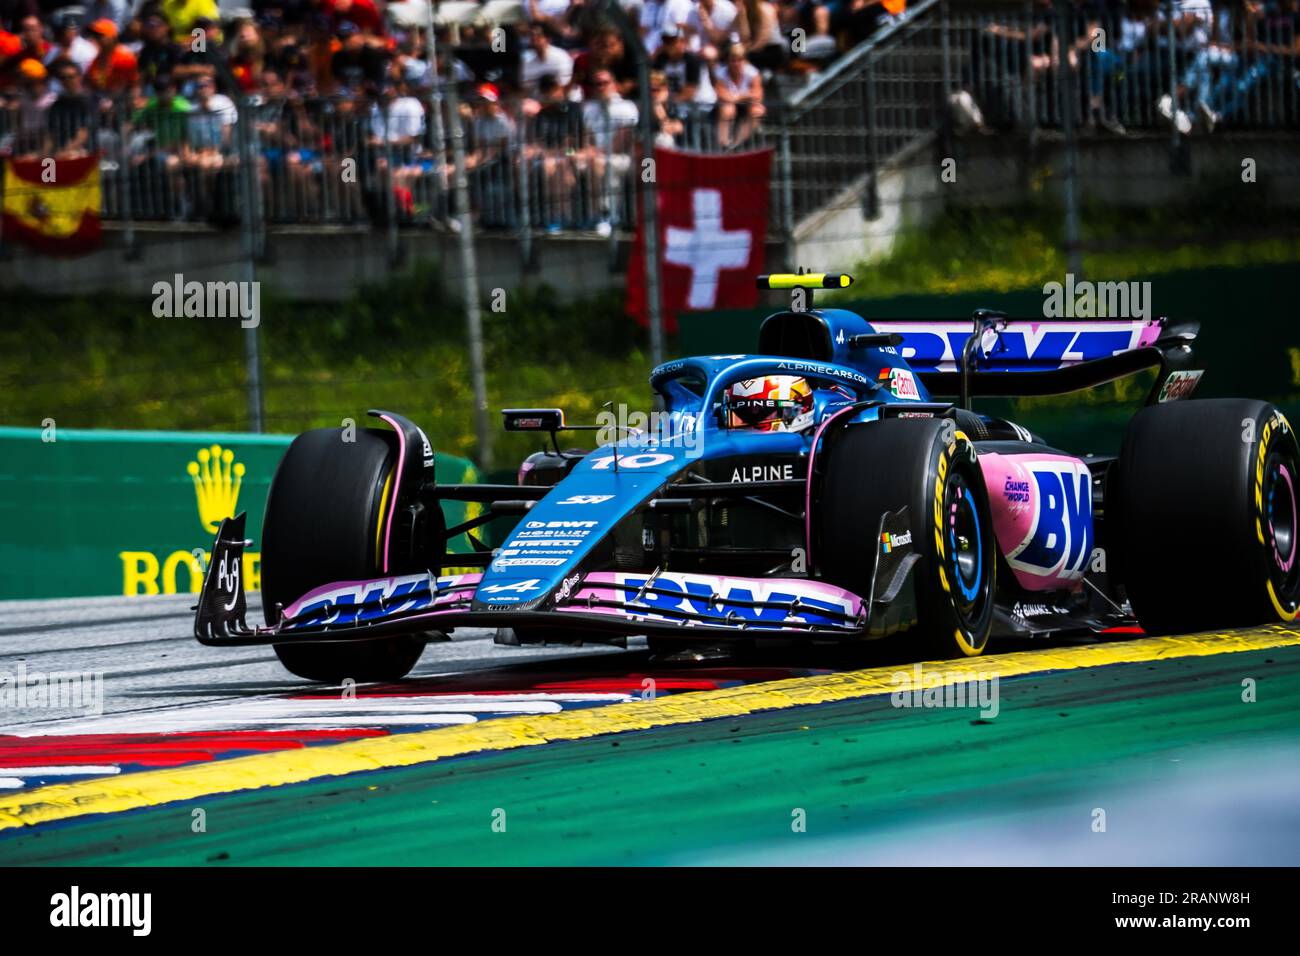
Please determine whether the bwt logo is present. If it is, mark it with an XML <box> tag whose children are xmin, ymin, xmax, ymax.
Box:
<box><xmin>877</xmin><ymin>322</ymin><xmax>1150</xmax><ymax>374</ymax></box>
<box><xmin>618</xmin><ymin>575</ymin><xmax>851</xmax><ymax>627</ymax></box>
<box><xmin>291</xmin><ymin>574</ymin><xmax>440</xmax><ymax>628</ymax></box>
<box><xmin>1006</xmin><ymin>462</ymin><xmax>1094</xmax><ymax>582</ymax></box>
<box><xmin>284</xmin><ymin>573</ymin><xmax>473</xmax><ymax>628</ymax></box>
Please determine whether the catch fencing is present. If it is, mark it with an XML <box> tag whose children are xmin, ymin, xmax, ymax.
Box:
<box><xmin>1</xmin><ymin>1</ymin><xmax>1295</xmax><ymax>240</ymax></box>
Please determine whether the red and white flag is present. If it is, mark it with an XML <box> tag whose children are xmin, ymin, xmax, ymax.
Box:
<box><xmin>628</xmin><ymin>146</ymin><xmax>772</xmax><ymax>333</ymax></box>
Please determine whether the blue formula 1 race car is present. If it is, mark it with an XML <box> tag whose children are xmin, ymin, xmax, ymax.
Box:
<box><xmin>195</xmin><ymin>272</ymin><xmax>1300</xmax><ymax>682</ymax></box>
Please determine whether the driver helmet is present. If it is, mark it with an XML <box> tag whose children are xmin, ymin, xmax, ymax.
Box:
<box><xmin>726</xmin><ymin>375</ymin><xmax>814</xmax><ymax>433</ymax></box>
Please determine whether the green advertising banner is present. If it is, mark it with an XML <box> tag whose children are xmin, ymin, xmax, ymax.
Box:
<box><xmin>679</xmin><ymin>262</ymin><xmax>1300</xmax><ymax>454</ymax></box>
<box><xmin>680</xmin><ymin>263</ymin><xmax>1300</xmax><ymax>401</ymax></box>
<box><xmin>0</xmin><ymin>427</ymin><xmax>481</xmax><ymax>601</ymax></box>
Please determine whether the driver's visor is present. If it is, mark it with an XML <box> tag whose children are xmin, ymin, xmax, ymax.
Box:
<box><xmin>725</xmin><ymin>396</ymin><xmax>806</xmax><ymax>430</ymax></box>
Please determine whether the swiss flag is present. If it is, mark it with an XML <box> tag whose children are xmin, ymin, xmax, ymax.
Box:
<box><xmin>627</xmin><ymin>146</ymin><xmax>772</xmax><ymax>333</ymax></box>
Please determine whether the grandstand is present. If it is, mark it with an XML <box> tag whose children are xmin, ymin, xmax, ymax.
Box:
<box><xmin>1</xmin><ymin>0</ymin><xmax>1298</xmax><ymax>297</ymax></box>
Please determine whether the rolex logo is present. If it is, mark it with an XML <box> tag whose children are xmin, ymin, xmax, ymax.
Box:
<box><xmin>188</xmin><ymin>444</ymin><xmax>245</xmax><ymax>533</ymax></box>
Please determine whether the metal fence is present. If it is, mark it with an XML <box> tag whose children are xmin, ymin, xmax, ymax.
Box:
<box><xmin>1</xmin><ymin>91</ymin><xmax>741</xmax><ymax>233</ymax></box>
<box><xmin>780</xmin><ymin>0</ymin><xmax>949</xmax><ymax>230</ymax></box>
<box><xmin>952</xmin><ymin>0</ymin><xmax>1300</xmax><ymax>134</ymax></box>
<box><xmin>1</xmin><ymin>0</ymin><xmax>1296</xmax><ymax>241</ymax></box>
<box><xmin>780</xmin><ymin>0</ymin><xmax>1300</xmax><ymax>229</ymax></box>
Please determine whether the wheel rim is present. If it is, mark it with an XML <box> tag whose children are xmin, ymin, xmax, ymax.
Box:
<box><xmin>1264</xmin><ymin>452</ymin><xmax>1300</xmax><ymax>601</ymax></box>
<box><xmin>946</xmin><ymin>472</ymin><xmax>987</xmax><ymax>621</ymax></box>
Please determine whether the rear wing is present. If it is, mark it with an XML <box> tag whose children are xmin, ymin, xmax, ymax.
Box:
<box><xmin>868</xmin><ymin>316</ymin><xmax>1199</xmax><ymax>403</ymax></box>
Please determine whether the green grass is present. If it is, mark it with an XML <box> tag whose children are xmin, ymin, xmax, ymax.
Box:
<box><xmin>3</xmin><ymin>200</ymin><xmax>1297</xmax><ymax>466</ymax></box>
<box><xmin>828</xmin><ymin>199</ymin><xmax>1300</xmax><ymax>300</ymax></box>
<box><xmin>0</xmin><ymin>265</ymin><xmax>657</xmax><ymax>469</ymax></box>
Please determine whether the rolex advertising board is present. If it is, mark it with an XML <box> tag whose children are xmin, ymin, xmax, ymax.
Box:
<box><xmin>0</xmin><ymin>427</ymin><xmax>481</xmax><ymax>600</ymax></box>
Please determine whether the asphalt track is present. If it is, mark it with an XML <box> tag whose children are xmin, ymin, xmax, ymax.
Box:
<box><xmin>1</xmin><ymin>594</ymin><xmax>1299</xmax><ymax>864</ymax></box>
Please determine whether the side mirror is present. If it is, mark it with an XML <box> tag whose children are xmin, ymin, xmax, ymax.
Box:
<box><xmin>502</xmin><ymin>408</ymin><xmax>566</xmax><ymax>432</ymax></box>
<box><xmin>848</xmin><ymin>332</ymin><xmax>904</xmax><ymax>350</ymax></box>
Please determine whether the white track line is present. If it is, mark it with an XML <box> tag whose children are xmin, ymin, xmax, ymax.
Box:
<box><xmin>0</xmin><ymin>765</ymin><xmax>120</xmax><ymax>776</ymax></box>
<box><xmin>191</xmin><ymin>700</ymin><xmax>569</xmax><ymax>715</ymax></box>
<box><xmin>3</xmin><ymin>694</ymin><xmax>631</xmax><ymax>736</ymax></box>
<box><xmin>17</xmin><ymin>713</ymin><xmax>484</xmax><ymax>735</ymax></box>
<box><xmin>298</xmin><ymin>693</ymin><xmax>632</xmax><ymax>704</ymax></box>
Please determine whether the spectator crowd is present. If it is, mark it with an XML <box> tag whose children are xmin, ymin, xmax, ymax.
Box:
<box><xmin>7</xmin><ymin>0</ymin><xmax>1290</xmax><ymax>231</ymax></box>
<box><xmin>0</xmin><ymin>0</ymin><xmax>912</xmax><ymax>228</ymax></box>
<box><xmin>956</xmin><ymin>0</ymin><xmax>1300</xmax><ymax>136</ymax></box>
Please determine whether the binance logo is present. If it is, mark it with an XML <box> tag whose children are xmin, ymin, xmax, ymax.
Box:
<box><xmin>188</xmin><ymin>444</ymin><xmax>245</xmax><ymax>533</ymax></box>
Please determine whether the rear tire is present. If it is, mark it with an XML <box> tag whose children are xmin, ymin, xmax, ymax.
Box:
<box><xmin>1114</xmin><ymin>399</ymin><xmax>1300</xmax><ymax>634</ymax></box>
<box><xmin>818</xmin><ymin>419</ymin><xmax>996</xmax><ymax>658</ymax></box>
<box><xmin>262</xmin><ymin>427</ymin><xmax>425</xmax><ymax>683</ymax></box>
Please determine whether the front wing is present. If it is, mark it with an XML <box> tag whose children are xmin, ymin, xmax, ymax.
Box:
<box><xmin>194</xmin><ymin>515</ymin><xmax>919</xmax><ymax>646</ymax></box>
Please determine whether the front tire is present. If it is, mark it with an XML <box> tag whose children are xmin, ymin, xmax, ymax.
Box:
<box><xmin>262</xmin><ymin>427</ymin><xmax>425</xmax><ymax>683</ymax></box>
<box><xmin>818</xmin><ymin>419</ymin><xmax>996</xmax><ymax>658</ymax></box>
<box><xmin>1114</xmin><ymin>399</ymin><xmax>1300</xmax><ymax>634</ymax></box>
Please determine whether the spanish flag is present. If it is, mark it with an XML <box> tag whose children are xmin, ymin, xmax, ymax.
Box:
<box><xmin>2</xmin><ymin>155</ymin><xmax>102</xmax><ymax>256</ymax></box>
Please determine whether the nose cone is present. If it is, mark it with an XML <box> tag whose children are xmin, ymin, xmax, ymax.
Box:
<box><xmin>472</xmin><ymin>445</ymin><xmax>691</xmax><ymax>609</ymax></box>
